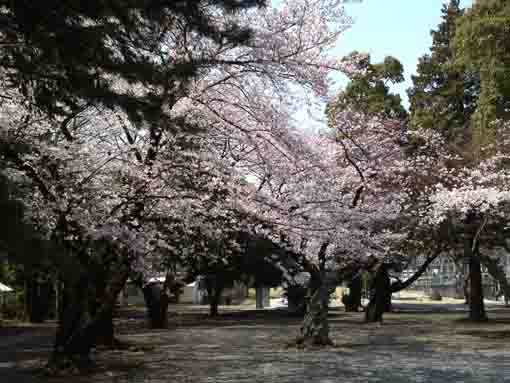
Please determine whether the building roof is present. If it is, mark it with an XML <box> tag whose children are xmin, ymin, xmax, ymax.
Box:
<box><xmin>0</xmin><ymin>282</ymin><xmax>13</xmax><ymax>292</ymax></box>
<box><xmin>147</xmin><ymin>276</ymin><xmax>166</xmax><ymax>283</ymax></box>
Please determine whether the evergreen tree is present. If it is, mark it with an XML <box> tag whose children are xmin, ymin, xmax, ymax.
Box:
<box><xmin>1</xmin><ymin>0</ymin><xmax>265</xmax><ymax>367</ymax></box>
<box><xmin>0</xmin><ymin>0</ymin><xmax>265</xmax><ymax>126</ymax></box>
<box><xmin>411</xmin><ymin>0</ymin><xmax>510</xmax><ymax>322</ymax></box>
<box><xmin>453</xmin><ymin>0</ymin><xmax>510</xmax><ymax>144</ymax></box>
<box><xmin>0</xmin><ymin>173</ymin><xmax>60</xmax><ymax>322</ymax></box>
<box><xmin>328</xmin><ymin>53</ymin><xmax>407</xmax><ymax>121</ymax></box>
<box><xmin>408</xmin><ymin>0</ymin><xmax>478</xmax><ymax>143</ymax></box>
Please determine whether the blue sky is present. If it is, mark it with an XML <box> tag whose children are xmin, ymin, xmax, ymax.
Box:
<box><xmin>330</xmin><ymin>0</ymin><xmax>473</xmax><ymax>109</ymax></box>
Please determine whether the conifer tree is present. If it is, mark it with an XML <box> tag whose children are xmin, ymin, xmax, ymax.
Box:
<box><xmin>408</xmin><ymin>0</ymin><xmax>478</xmax><ymax>143</ymax></box>
<box><xmin>0</xmin><ymin>0</ymin><xmax>264</xmax><ymax>126</ymax></box>
<box><xmin>453</xmin><ymin>0</ymin><xmax>510</xmax><ymax>142</ymax></box>
<box><xmin>327</xmin><ymin>53</ymin><xmax>407</xmax><ymax>121</ymax></box>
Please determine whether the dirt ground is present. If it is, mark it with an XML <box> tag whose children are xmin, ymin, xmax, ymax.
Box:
<box><xmin>2</xmin><ymin>302</ymin><xmax>510</xmax><ymax>383</ymax></box>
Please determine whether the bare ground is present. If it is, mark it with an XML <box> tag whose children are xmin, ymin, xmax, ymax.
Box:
<box><xmin>2</xmin><ymin>303</ymin><xmax>510</xmax><ymax>383</ymax></box>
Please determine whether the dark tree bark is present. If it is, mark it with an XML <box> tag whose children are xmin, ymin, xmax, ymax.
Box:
<box><xmin>365</xmin><ymin>264</ymin><xmax>391</xmax><ymax>323</ymax></box>
<box><xmin>26</xmin><ymin>279</ymin><xmax>52</xmax><ymax>323</ymax></box>
<box><xmin>52</xmin><ymin>275</ymin><xmax>93</xmax><ymax>367</ymax></box>
<box><xmin>468</xmin><ymin>252</ymin><xmax>487</xmax><ymax>321</ymax></box>
<box><xmin>362</xmin><ymin>249</ymin><xmax>442</xmax><ymax>322</ymax></box>
<box><xmin>463</xmin><ymin>215</ymin><xmax>488</xmax><ymax>321</ymax></box>
<box><xmin>390</xmin><ymin>252</ymin><xmax>439</xmax><ymax>294</ymax></box>
<box><xmin>93</xmin><ymin>310</ymin><xmax>115</xmax><ymax>346</ymax></box>
<box><xmin>343</xmin><ymin>274</ymin><xmax>362</xmax><ymax>312</ymax></box>
<box><xmin>286</xmin><ymin>285</ymin><xmax>307</xmax><ymax>315</ymax></box>
<box><xmin>383</xmin><ymin>290</ymin><xmax>392</xmax><ymax>313</ymax></box>
<box><xmin>199</xmin><ymin>274</ymin><xmax>226</xmax><ymax>317</ymax></box>
<box><xmin>209</xmin><ymin>291</ymin><xmax>219</xmax><ymax>317</ymax></box>
<box><xmin>298</xmin><ymin>242</ymin><xmax>333</xmax><ymax>346</ymax></box>
<box><xmin>463</xmin><ymin>272</ymin><xmax>470</xmax><ymax>304</ymax></box>
<box><xmin>299</xmin><ymin>282</ymin><xmax>333</xmax><ymax>346</ymax></box>
<box><xmin>480</xmin><ymin>254</ymin><xmax>510</xmax><ymax>306</ymax></box>
<box><xmin>90</xmin><ymin>273</ymin><xmax>116</xmax><ymax>346</ymax></box>
<box><xmin>452</xmin><ymin>258</ymin><xmax>469</xmax><ymax>301</ymax></box>
<box><xmin>138</xmin><ymin>272</ymin><xmax>178</xmax><ymax>329</ymax></box>
<box><xmin>49</xmin><ymin>266</ymin><xmax>129</xmax><ymax>371</ymax></box>
<box><xmin>142</xmin><ymin>281</ymin><xmax>170</xmax><ymax>329</ymax></box>
<box><xmin>206</xmin><ymin>282</ymin><xmax>224</xmax><ymax>317</ymax></box>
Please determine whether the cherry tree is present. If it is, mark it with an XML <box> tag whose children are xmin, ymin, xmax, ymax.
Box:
<box><xmin>213</xmin><ymin>105</ymin><xmax>411</xmax><ymax>344</ymax></box>
<box><xmin>0</xmin><ymin>0</ymin><xmax>368</xmax><ymax>363</ymax></box>
<box><xmin>395</xmin><ymin>124</ymin><xmax>510</xmax><ymax>321</ymax></box>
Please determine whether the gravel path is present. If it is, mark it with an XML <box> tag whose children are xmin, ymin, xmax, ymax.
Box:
<box><xmin>115</xmin><ymin>327</ymin><xmax>510</xmax><ymax>383</ymax></box>
<box><xmin>2</xmin><ymin>304</ymin><xmax>510</xmax><ymax>383</ymax></box>
<box><xmin>0</xmin><ymin>324</ymin><xmax>54</xmax><ymax>382</ymax></box>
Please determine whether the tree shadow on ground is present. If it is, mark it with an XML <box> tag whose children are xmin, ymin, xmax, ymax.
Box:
<box><xmin>454</xmin><ymin>316</ymin><xmax>510</xmax><ymax>325</ymax></box>
<box><xmin>456</xmin><ymin>329</ymin><xmax>510</xmax><ymax>339</ymax></box>
<box><xmin>5</xmin><ymin>304</ymin><xmax>510</xmax><ymax>383</ymax></box>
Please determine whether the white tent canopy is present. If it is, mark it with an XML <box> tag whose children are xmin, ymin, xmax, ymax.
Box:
<box><xmin>0</xmin><ymin>282</ymin><xmax>13</xmax><ymax>292</ymax></box>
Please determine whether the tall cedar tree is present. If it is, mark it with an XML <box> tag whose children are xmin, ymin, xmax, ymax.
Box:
<box><xmin>0</xmin><ymin>174</ymin><xmax>61</xmax><ymax>322</ymax></box>
<box><xmin>453</xmin><ymin>0</ymin><xmax>510</xmax><ymax>143</ymax></box>
<box><xmin>408</xmin><ymin>0</ymin><xmax>478</xmax><ymax>144</ymax></box>
<box><xmin>452</xmin><ymin>0</ymin><xmax>510</xmax><ymax>321</ymax></box>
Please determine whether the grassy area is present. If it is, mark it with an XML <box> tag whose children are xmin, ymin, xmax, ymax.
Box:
<box><xmin>394</xmin><ymin>289</ymin><xmax>467</xmax><ymax>304</ymax></box>
<box><xmin>270</xmin><ymin>287</ymin><xmax>284</xmax><ymax>298</ymax></box>
<box><xmin>246</xmin><ymin>287</ymin><xmax>285</xmax><ymax>299</ymax></box>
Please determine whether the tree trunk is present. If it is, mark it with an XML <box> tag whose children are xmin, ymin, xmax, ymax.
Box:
<box><xmin>383</xmin><ymin>290</ymin><xmax>392</xmax><ymax>313</ymax></box>
<box><xmin>26</xmin><ymin>279</ymin><xmax>52</xmax><ymax>323</ymax></box>
<box><xmin>299</xmin><ymin>282</ymin><xmax>333</xmax><ymax>346</ymax></box>
<box><xmin>390</xmin><ymin>252</ymin><xmax>440</xmax><ymax>295</ymax></box>
<box><xmin>90</xmin><ymin>285</ymin><xmax>116</xmax><ymax>348</ymax></box>
<box><xmin>26</xmin><ymin>280</ymin><xmax>43</xmax><ymax>323</ymax></box>
<box><xmin>286</xmin><ymin>285</ymin><xmax>307</xmax><ymax>315</ymax></box>
<box><xmin>452</xmin><ymin>260</ymin><xmax>468</xmax><ymax>300</ymax></box>
<box><xmin>480</xmin><ymin>255</ymin><xmax>510</xmax><ymax>306</ymax></box>
<box><xmin>365</xmin><ymin>265</ymin><xmax>391</xmax><ymax>323</ymax></box>
<box><xmin>142</xmin><ymin>282</ymin><xmax>169</xmax><ymax>329</ymax></box>
<box><xmin>343</xmin><ymin>274</ymin><xmax>362</xmax><ymax>312</ymax></box>
<box><xmin>207</xmin><ymin>285</ymin><xmax>223</xmax><ymax>317</ymax></box>
<box><xmin>203</xmin><ymin>274</ymin><xmax>224</xmax><ymax>317</ymax></box>
<box><xmin>297</xmin><ymin>242</ymin><xmax>333</xmax><ymax>347</ymax></box>
<box><xmin>469</xmin><ymin>253</ymin><xmax>487</xmax><ymax>321</ymax></box>
<box><xmin>463</xmin><ymin>272</ymin><xmax>470</xmax><ymax>304</ymax></box>
<box><xmin>93</xmin><ymin>310</ymin><xmax>115</xmax><ymax>346</ymax></box>
<box><xmin>51</xmin><ymin>275</ymin><xmax>93</xmax><ymax>368</ymax></box>
<box><xmin>90</xmin><ymin>274</ymin><xmax>117</xmax><ymax>346</ymax></box>
<box><xmin>49</xmin><ymin>268</ymin><xmax>129</xmax><ymax>371</ymax></box>
<box><xmin>209</xmin><ymin>295</ymin><xmax>219</xmax><ymax>317</ymax></box>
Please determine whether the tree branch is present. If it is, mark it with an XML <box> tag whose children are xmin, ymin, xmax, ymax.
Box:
<box><xmin>390</xmin><ymin>251</ymin><xmax>441</xmax><ymax>293</ymax></box>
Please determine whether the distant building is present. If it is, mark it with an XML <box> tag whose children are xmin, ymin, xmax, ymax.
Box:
<box><xmin>0</xmin><ymin>282</ymin><xmax>14</xmax><ymax>314</ymax></box>
<box><xmin>402</xmin><ymin>250</ymin><xmax>510</xmax><ymax>300</ymax></box>
<box><xmin>118</xmin><ymin>277</ymin><xmax>248</xmax><ymax>306</ymax></box>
